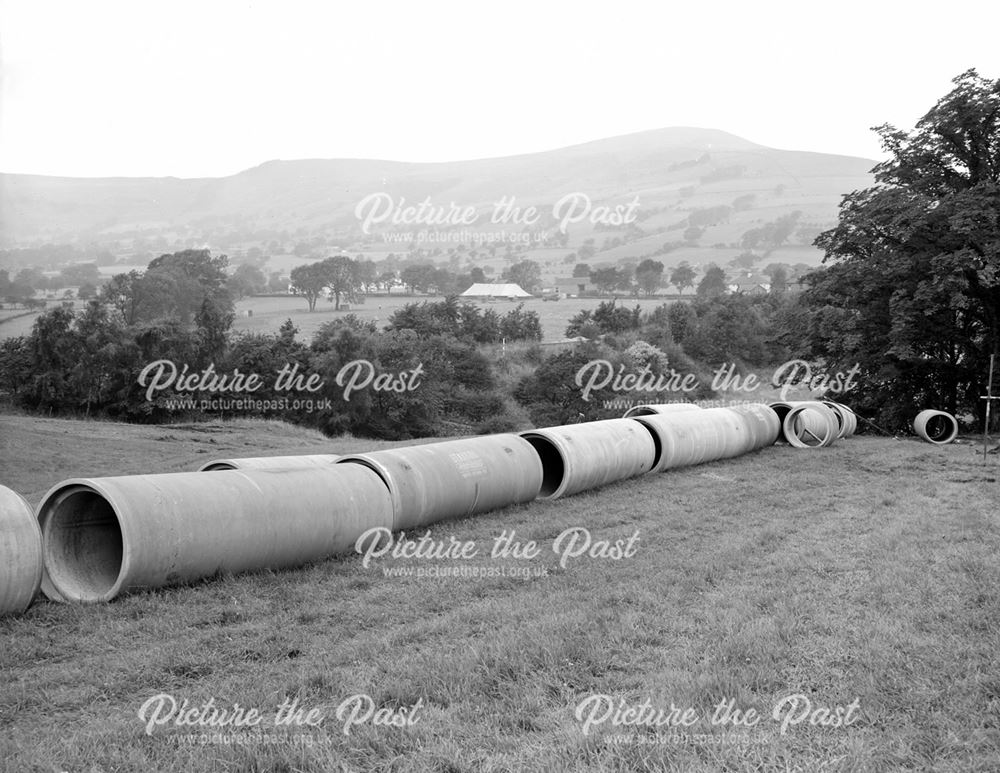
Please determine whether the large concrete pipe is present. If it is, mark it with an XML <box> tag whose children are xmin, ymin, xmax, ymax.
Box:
<box><xmin>1</xmin><ymin>485</ymin><xmax>43</xmax><ymax>617</ymax></box>
<box><xmin>769</xmin><ymin>401</ymin><xmax>839</xmax><ymax>445</ymax></box>
<box><xmin>519</xmin><ymin>419</ymin><xmax>656</xmax><ymax>499</ymax></box>
<box><xmin>629</xmin><ymin>406</ymin><xmax>760</xmax><ymax>471</ymax></box>
<box><xmin>725</xmin><ymin>404</ymin><xmax>781</xmax><ymax>449</ymax></box>
<box><xmin>621</xmin><ymin>403</ymin><xmax>702</xmax><ymax>418</ymax></box>
<box><xmin>336</xmin><ymin>434</ymin><xmax>543</xmax><ymax>531</ymax></box>
<box><xmin>199</xmin><ymin>454</ymin><xmax>341</xmax><ymax>471</ymax></box>
<box><xmin>781</xmin><ymin>403</ymin><xmax>838</xmax><ymax>448</ymax></box>
<box><xmin>820</xmin><ymin>401</ymin><xmax>858</xmax><ymax>439</ymax></box>
<box><xmin>913</xmin><ymin>409</ymin><xmax>959</xmax><ymax>444</ymax></box>
<box><xmin>36</xmin><ymin>465</ymin><xmax>392</xmax><ymax>604</ymax></box>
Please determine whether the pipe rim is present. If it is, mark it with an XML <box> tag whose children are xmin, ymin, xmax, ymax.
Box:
<box><xmin>518</xmin><ymin>432</ymin><xmax>567</xmax><ymax>499</ymax></box>
<box><xmin>914</xmin><ymin>410</ymin><xmax>959</xmax><ymax>444</ymax></box>
<box><xmin>783</xmin><ymin>405</ymin><xmax>837</xmax><ymax>448</ymax></box>
<box><xmin>37</xmin><ymin>479</ymin><xmax>132</xmax><ymax>603</ymax></box>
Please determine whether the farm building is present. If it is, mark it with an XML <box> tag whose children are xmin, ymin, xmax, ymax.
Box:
<box><xmin>459</xmin><ymin>283</ymin><xmax>533</xmax><ymax>299</ymax></box>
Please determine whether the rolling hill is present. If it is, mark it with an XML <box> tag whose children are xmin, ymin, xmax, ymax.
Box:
<box><xmin>0</xmin><ymin>127</ymin><xmax>876</xmax><ymax>269</ymax></box>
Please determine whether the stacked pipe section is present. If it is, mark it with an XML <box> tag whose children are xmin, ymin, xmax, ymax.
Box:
<box><xmin>1</xmin><ymin>485</ymin><xmax>43</xmax><ymax>616</ymax></box>
<box><xmin>518</xmin><ymin>419</ymin><xmax>656</xmax><ymax>499</ymax></box>
<box><xmin>35</xmin><ymin>465</ymin><xmax>392</xmax><ymax>603</ymax></box>
<box><xmin>768</xmin><ymin>401</ymin><xmax>841</xmax><ymax>447</ymax></box>
<box><xmin>627</xmin><ymin>404</ymin><xmax>780</xmax><ymax>471</ymax></box>
<box><xmin>336</xmin><ymin>435</ymin><xmax>543</xmax><ymax>530</ymax></box>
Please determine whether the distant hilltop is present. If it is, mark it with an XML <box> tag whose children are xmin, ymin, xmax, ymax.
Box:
<box><xmin>0</xmin><ymin>127</ymin><xmax>874</xmax><ymax>266</ymax></box>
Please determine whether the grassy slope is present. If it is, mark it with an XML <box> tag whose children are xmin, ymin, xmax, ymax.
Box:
<box><xmin>1</xmin><ymin>416</ymin><xmax>999</xmax><ymax>772</ymax></box>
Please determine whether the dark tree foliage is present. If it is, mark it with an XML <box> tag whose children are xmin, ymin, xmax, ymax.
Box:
<box><xmin>805</xmin><ymin>70</ymin><xmax>1000</xmax><ymax>428</ymax></box>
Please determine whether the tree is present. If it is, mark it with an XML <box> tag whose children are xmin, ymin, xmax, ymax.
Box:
<box><xmin>289</xmin><ymin>261</ymin><xmax>329</xmax><ymax>312</ymax></box>
<box><xmin>670</xmin><ymin>262</ymin><xmax>697</xmax><ymax>294</ymax></box>
<box><xmin>590</xmin><ymin>267</ymin><xmax>622</xmax><ymax>294</ymax></box>
<box><xmin>228</xmin><ymin>264</ymin><xmax>266</xmax><ymax>299</ymax></box>
<box><xmin>325</xmin><ymin>256</ymin><xmax>359</xmax><ymax>310</ymax></box>
<box><xmin>696</xmin><ymin>264</ymin><xmax>727</xmax><ymax>297</ymax></box>
<box><xmin>635</xmin><ymin>259</ymin><xmax>664</xmax><ymax>296</ymax></box>
<box><xmin>400</xmin><ymin>263</ymin><xmax>437</xmax><ymax>294</ymax></box>
<box><xmin>807</xmin><ymin>69</ymin><xmax>1000</xmax><ymax>428</ymax></box>
<box><xmin>765</xmin><ymin>264</ymin><xmax>788</xmax><ymax>294</ymax></box>
<box><xmin>573</xmin><ymin>263</ymin><xmax>592</xmax><ymax>278</ymax></box>
<box><xmin>504</xmin><ymin>259</ymin><xmax>542</xmax><ymax>293</ymax></box>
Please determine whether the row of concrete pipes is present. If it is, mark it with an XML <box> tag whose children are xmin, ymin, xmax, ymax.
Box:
<box><xmin>0</xmin><ymin>400</ymin><xmax>862</xmax><ymax>616</ymax></box>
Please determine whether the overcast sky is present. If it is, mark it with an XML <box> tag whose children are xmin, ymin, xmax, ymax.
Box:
<box><xmin>1</xmin><ymin>0</ymin><xmax>998</xmax><ymax>179</ymax></box>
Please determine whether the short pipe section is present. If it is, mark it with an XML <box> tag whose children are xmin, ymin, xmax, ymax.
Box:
<box><xmin>913</xmin><ymin>410</ymin><xmax>958</xmax><ymax>444</ymax></box>
<box><xmin>36</xmin><ymin>465</ymin><xmax>392</xmax><ymax>604</ymax></box>
<box><xmin>519</xmin><ymin>419</ymin><xmax>656</xmax><ymax>499</ymax></box>
<box><xmin>336</xmin><ymin>434</ymin><xmax>543</xmax><ymax>531</ymax></box>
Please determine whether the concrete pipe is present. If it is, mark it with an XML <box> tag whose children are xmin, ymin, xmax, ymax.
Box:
<box><xmin>725</xmin><ymin>404</ymin><xmax>781</xmax><ymax>449</ymax></box>
<box><xmin>520</xmin><ymin>419</ymin><xmax>656</xmax><ymax>499</ymax></box>
<box><xmin>630</xmin><ymin>407</ymin><xmax>757</xmax><ymax>471</ymax></box>
<box><xmin>821</xmin><ymin>401</ymin><xmax>858</xmax><ymax>439</ymax></box>
<box><xmin>782</xmin><ymin>404</ymin><xmax>838</xmax><ymax>448</ymax></box>
<box><xmin>1</xmin><ymin>485</ymin><xmax>43</xmax><ymax>617</ymax></box>
<box><xmin>336</xmin><ymin>434</ymin><xmax>543</xmax><ymax>531</ymax></box>
<box><xmin>913</xmin><ymin>409</ymin><xmax>959</xmax><ymax>444</ymax></box>
<box><xmin>36</xmin><ymin>465</ymin><xmax>392</xmax><ymax>604</ymax></box>
<box><xmin>621</xmin><ymin>403</ymin><xmax>702</xmax><ymax>418</ymax></box>
<box><xmin>199</xmin><ymin>454</ymin><xmax>341</xmax><ymax>471</ymax></box>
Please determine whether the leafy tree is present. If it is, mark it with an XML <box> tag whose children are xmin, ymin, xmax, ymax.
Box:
<box><xmin>573</xmin><ymin>262</ymin><xmax>592</xmax><ymax>278</ymax></box>
<box><xmin>806</xmin><ymin>69</ymin><xmax>1000</xmax><ymax>428</ymax></box>
<box><xmin>765</xmin><ymin>264</ymin><xmax>788</xmax><ymax>294</ymax></box>
<box><xmin>590</xmin><ymin>267</ymin><xmax>629</xmax><ymax>294</ymax></box>
<box><xmin>696</xmin><ymin>264</ymin><xmax>727</xmax><ymax>297</ymax></box>
<box><xmin>325</xmin><ymin>255</ymin><xmax>359</xmax><ymax>310</ymax></box>
<box><xmin>499</xmin><ymin>304</ymin><xmax>542</xmax><ymax>342</ymax></box>
<box><xmin>400</xmin><ymin>263</ymin><xmax>437</xmax><ymax>294</ymax></box>
<box><xmin>289</xmin><ymin>261</ymin><xmax>329</xmax><ymax>311</ymax></box>
<box><xmin>513</xmin><ymin>344</ymin><xmax>624</xmax><ymax>426</ymax></box>
<box><xmin>504</xmin><ymin>259</ymin><xmax>542</xmax><ymax>293</ymax></box>
<box><xmin>669</xmin><ymin>262</ymin><xmax>697</xmax><ymax>294</ymax></box>
<box><xmin>635</xmin><ymin>259</ymin><xmax>664</xmax><ymax>296</ymax></box>
<box><xmin>228</xmin><ymin>264</ymin><xmax>267</xmax><ymax>298</ymax></box>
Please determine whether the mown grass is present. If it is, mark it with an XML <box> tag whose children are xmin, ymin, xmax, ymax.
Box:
<box><xmin>1</xmin><ymin>416</ymin><xmax>999</xmax><ymax>772</ymax></box>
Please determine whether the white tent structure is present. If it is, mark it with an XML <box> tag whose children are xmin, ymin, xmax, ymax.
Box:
<box><xmin>460</xmin><ymin>283</ymin><xmax>533</xmax><ymax>299</ymax></box>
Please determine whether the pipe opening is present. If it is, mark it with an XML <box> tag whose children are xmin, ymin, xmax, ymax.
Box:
<box><xmin>623</xmin><ymin>406</ymin><xmax>657</xmax><ymax>417</ymax></box>
<box><xmin>42</xmin><ymin>488</ymin><xmax>123</xmax><ymax>601</ymax></box>
<box><xmin>200</xmin><ymin>461</ymin><xmax>237</xmax><ymax>471</ymax></box>
<box><xmin>522</xmin><ymin>435</ymin><xmax>565</xmax><ymax>498</ymax></box>
<box><xmin>337</xmin><ymin>458</ymin><xmax>393</xmax><ymax>493</ymax></box>
<box><xmin>630</xmin><ymin>419</ymin><xmax>663</xmax><ymax>470</ymax></box>
<box><xmin>925</xmin><ymin>414</ymin><xmax>957</xmax><ymax>442</ymax></box>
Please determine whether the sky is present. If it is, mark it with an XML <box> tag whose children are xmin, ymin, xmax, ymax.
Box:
<box><xmin>1</xmin><ymin>0</ymin><xmax>998</xmax><ymax>179</ymax></box>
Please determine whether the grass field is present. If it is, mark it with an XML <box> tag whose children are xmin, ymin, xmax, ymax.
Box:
<box><xmin>2</xmin><ymin>414</ymin><xmax>999</xmax><ymax>771</ymax></box>
<box><xmin>232</xmin><ymin>294</ymin><xmax>678</xmax><ymax>344</ymax></box>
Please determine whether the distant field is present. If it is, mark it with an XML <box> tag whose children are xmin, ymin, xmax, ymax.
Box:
<box><xmin>0</xmin><ymin>310</ymin><xmax>42</xmax><ymax>340</ymax></box>
<box><xmin>0</xmin><ymin>293</ymin><xmax>679</xmax><ymax>344</ymax></box>
<box><xmin>1</xmin><ymin>414</ymin><xmax>998</xmax><ymax>771</ymax></box>
<box><xmin>233</xmin><ymin>294</ymin><xmax>679</xmax><ymax>343</ymax></box>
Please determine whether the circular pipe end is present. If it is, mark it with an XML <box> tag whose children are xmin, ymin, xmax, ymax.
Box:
<box><xmin>37</xmin><ymin>482</ymin><xmax>126</xmax><ymax>603</ymax></box>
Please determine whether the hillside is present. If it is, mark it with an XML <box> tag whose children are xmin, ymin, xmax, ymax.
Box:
<box><xmin>0</xmin><ymin>127</ymin><xmax>874</xmax><ymax>268</ymax></box>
